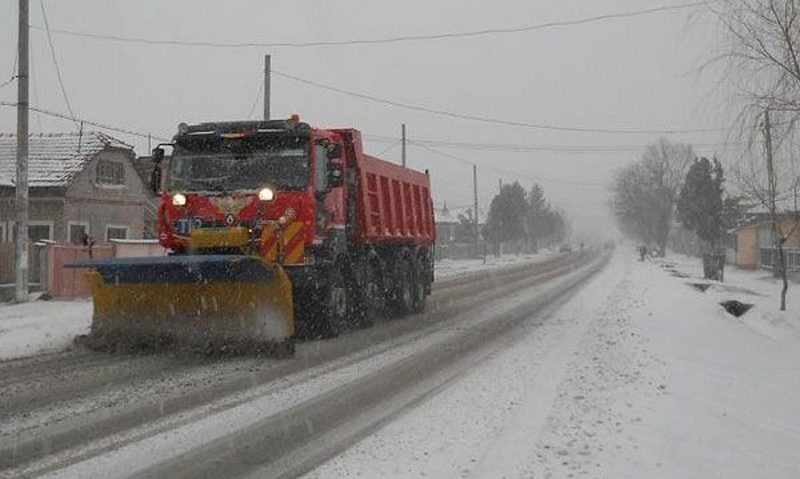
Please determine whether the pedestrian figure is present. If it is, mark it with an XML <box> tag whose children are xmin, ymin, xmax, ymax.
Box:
<box><xmin>638</xmin><ymin>244</ymin><xmax>647</xmax><ymax>262</ymax></box>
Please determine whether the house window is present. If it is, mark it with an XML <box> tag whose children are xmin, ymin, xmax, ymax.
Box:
<box><xmin>68</xmin><ymin>222</ymin><xmax>90</xmax><ymax>245</ymax></box>
<box><xmin>3</xmin><ymin>221</ymin><xmax>52</xmax><ymax>243</ymax></box>
<box><xmin>97</xmin><ymin>160</ymin><xmax>125</xmax><ymax>185</ymax></box>
<box><xmin>106</xmin><ymin>225</ymin><xmax>129</xmax><ymax>241</ymax></box>
<box><xmin>28</xmin><ymin>222</ymin><xmax>53</xmax><ymax>243</ymax></box>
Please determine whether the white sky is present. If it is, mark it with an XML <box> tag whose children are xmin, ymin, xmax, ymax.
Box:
<box><xmin>0</xmin><ymin>0</ymin><xmax>739</xmax><ymax>240</ymax></box>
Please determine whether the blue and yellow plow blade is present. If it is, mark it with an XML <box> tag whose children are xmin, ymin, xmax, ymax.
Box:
<box><xmin>68</xmin><ymin>255</ymin><xmax>294</xmax><ymax>356</ymax></box>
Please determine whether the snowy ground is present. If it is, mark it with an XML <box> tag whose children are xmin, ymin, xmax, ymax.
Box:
<box><xmin>435</xmin><ymin>250</ymin><xmax>560</xmax><ymax>280</ymax></box>
<box><xmin>306</xmin><ymin>248</ymin><xmax>800</xmax><ymax>479</ymax></box>
<box><xmin>0</xmin><ymin>299</ymin><xmax>90</xmax><ymax>361</ymax></box>
<box><xmin>0</xmin><ymin>252</ymin><xmax>560</xmax><ymax>362</ymax></box>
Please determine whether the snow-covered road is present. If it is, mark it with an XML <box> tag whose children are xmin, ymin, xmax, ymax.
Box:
<box><xmin>306</xmin><ymin>250</ymin><xmax>800</xmax><ymax>479</ymax></box>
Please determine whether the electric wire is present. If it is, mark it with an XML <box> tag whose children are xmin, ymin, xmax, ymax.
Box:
<box><xmin>29</xmin><ymin>48</ymin><xmax>43</xmax><ymax>131</ymax></box>
<box><xmin>374</xmin><ymin>140</ymin><xmax>402</xmax><ymax>157</ymax></box>
<box><xmin>39</xmin><ymin>0</ymin><xmax>78</xmax><ymax>127</ymax></box>
<box><xmin>0</xmin><ymin>101</ymin><xmax>169</xmax><ymax>141</ymax></box>
<box><xmin>364</xmin><ymin>134</ymin><xmax>739</xmax><ymax>153</ymax></box>
<box><xmin>0</xmin><ymin>76</ymin><xmax>15</xmax><ymax>90</ymax></box>
<box><xmin>273</xmin><ymin>70</ymin><xmax>720</xmax><ymax>135</ymax></box>
<box><xmin>28</xmin><ymin>2</ymin><xmax>713</xmax><ymax>49</ymax></box>
<box><xmin>410</xmin><ymin>140</ymin><xmax>608</xmax><ymax>187</ymax></box>
<box><xmin>0</xmin><ymin>49</ymin><xmax>18</xmax><ymax>91</ymax></box>
<box><xmin>247</xmin><ymin>82</ymin><xmax>264</xmax><ymax>120</ymax></box>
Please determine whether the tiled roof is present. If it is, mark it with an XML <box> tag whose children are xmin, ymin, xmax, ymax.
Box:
<box><xmin>0</xmin><ymin>132</ymin><xmax>134</xmax><ymax>187</ymax></box>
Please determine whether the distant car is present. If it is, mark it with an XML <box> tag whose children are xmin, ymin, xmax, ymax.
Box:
<box><xmin>559</xmin><ymin>243</ymin><xmax>572</xmax><ymax>253</ymax></box>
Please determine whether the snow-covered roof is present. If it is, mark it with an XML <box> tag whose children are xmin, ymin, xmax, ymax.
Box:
<box><xmin>435</xmin><ymin>204</ymin><xmax>460</xmax><ymax>224</ymax></box>
<box><xmin>0</xmin><ymin>132</ymin><xmax>134</xmax><ymax>187</ymax></box>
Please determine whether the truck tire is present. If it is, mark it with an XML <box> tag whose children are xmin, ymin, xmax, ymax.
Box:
<box><xmin>411</xmin><ymin>256</ymin><xmax>427</xmax><ymax>314</ymax></box>
<box><xmin>319</xmin><ymin>264</ymin><xmax>349</xmax><ymax>338</ymax></box>
<box><xmin>391</xmin><ymin>257</ymin><xmax>415</xmax><ymax>315</ymax></box>
<box><xmin>356</xmin><ymin>261</ymin><xmax>381</xmax><ymax>327</ymax></box>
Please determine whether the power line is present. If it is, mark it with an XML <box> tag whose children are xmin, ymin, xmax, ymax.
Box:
<box><xmin>0</xmin><ymin>50</ymin><xmax>18</xmax><ymax>91</ymax></box>
<box><xmin>0</xmin><ymin>76</ymin><xmax>15</xmax><ymax>90</ymax></box>
<box><xmin>375</xmin><ymin>140</ymin><xmax>402</xmax><ymax>157</ymax></box>
<box><xmin>0</xmin><ymin>101</ymin><xmax>169</xmax><ymax>141</ymax></box>
<box><xmin>365</xmin><ymin>134</ymin><xmax>739</xmax><ymax>153</ymax></box>
<box><xmin>274</xmin><ymin>70</ymin><xmax>720</xmax><ymax>135</ymax></box>
<box><xmin>247</xmin><ymin>82</ymin><xmax>263</xmax><ymax>120</ymax></box>
<box><xmin>39</xmin><ymin>0</ymin><xmax>78</xmax><ymax>127</ymax></box>
<box><xmin>410</xmin><ymin>140</ymin><xmax>608</xmax><ymax>187</ymax></box>
<box><xmin>28</xmin><ymin>2</ymin><xmax>713</xmax><ymax>49</ymax></box>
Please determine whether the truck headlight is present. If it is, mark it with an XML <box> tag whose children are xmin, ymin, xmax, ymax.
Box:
<box><xmin>258</xmin><ymin>187</ymin><xmax>275</xmax><ymax>201</ymax></box>
<box><xmin>172</xmin><ymin>193</ymin><xmax>187</xmax><ymax>206</ymax></box>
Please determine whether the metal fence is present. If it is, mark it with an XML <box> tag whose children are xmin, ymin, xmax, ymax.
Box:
<box><xmin>759</xmin><ymin>247</ymin><xmax>800</xmax><ymax>271</ymax></box>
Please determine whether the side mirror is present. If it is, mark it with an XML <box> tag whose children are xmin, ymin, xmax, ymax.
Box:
<box><xmin>326</xmin><ymin>144</ymin><xmax>343</xmax><ymax>159</ymax></box>
<box><xmin>328</xmin><ymin>161</ymin><xmax>344</xmax><ymax>188</ymax></box>
<box><xmin>152</xmin><ymin>147</ymin><xmax>165</xmax><ymax>165</ymax></box>
<box><xmin>150</xmin><ymin>146</ymin><xmax>168</xmax><ymax>194</ymax></box>
<box><xmin>149</xmin><ymin>166</ymin><xmax>162</xmax><ymax>195</ymax></box>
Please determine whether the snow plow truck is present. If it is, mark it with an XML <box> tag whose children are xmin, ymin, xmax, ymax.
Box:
<box><xmin>73</xmin><ymin>117</ymin><xmax>435</xmax><ymax>356</ymax></box>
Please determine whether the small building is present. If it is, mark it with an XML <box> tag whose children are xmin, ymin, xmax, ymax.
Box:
<box><xmin>732</xmin><ymin>212</ymin><xmax>800</xmax><ymax>271</ymax></box>
<box><xmin>434</xmin><ymin>202</ymin><xmax>460</xmax><ymax>245</ymax></box>
<box><xmin>0</xmin><ymin>132</ymin><xmax>151</xmax><ymax>245</ymax></box>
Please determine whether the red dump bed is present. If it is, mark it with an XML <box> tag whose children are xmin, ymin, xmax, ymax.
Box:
<box><xmin>355</xmin><ymin>153</ymin><xmax>434</xmax><ymax>246</ymax></box>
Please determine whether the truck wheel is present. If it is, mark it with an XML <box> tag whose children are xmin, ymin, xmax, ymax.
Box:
<box><xmin>392</xmin><ymin>258</ymin><xmax>415</xmax><ymax>315</ymax></box>
<box><xmin>411</xmin><ymin>257</ymin><xmax>427</xmax><ymax>314</ymax></box>
<box><xmin>357</xmin><ymin>262</ymin><xmax>381</xmax><ymax>327</ymax></box>
<box><xmin>319</xmin><ymin>265</ymin><xmax>349</xmax><ymax>338</ymax></box>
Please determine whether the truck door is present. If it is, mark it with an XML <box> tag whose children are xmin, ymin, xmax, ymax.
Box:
<box><xmin>314</xmin><ymin>140</ymin><xmax>347</xmax><ymax>236</ymax></box>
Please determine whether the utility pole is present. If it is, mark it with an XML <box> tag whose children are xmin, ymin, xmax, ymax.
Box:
<box><xmin>401</xmin><ymin>123</ymin><xmax>406</xmax><ymax>168</ymax></box>
<box><xmin>263</xmin><ymin>54</ymin><xmax>271</xmax><ymax>120</ymax></box>
<box><xmin>15</xmin><ymin>0</ymin><xmax>29</xmax><ymax>303</ymax></box>
<box><xmin>473</xmin><ymin>164</ymin><xmax>479</xmax><ymax>255</ymax></box>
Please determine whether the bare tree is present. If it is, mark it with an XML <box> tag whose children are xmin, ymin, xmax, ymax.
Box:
<box><xmin>716</xmin><ymin>0</ymin><xmax>800</xmax><ymax>118</ymax></box>
<box><xmin>613</xmin><ymin>139</ymin><xmax>693</xmax><ymax>256</ymax></box>
<box><xmin>716</xmin><ymin>1</ymin><xmax>800</xmax><ymax>310</ymax></box>
<box><xmin>736</xmin><ymin>109</ymin><xmax>800</xmax><ymax>310</ymax></box>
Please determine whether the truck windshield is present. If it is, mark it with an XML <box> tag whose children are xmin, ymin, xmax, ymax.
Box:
<box><xmin>167</xmin><ymin>145</ymin><xmax>309</xmax><ymax>192</ymax></box>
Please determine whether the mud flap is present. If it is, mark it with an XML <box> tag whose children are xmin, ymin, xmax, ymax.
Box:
<box><xmin>70</xmin><ymin>255</ymin><xmax>294</xmax><ymax>356</ymax></box>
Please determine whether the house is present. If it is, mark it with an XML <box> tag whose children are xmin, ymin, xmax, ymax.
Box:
<box><xmin>732</xmin><ymin>210</ymin><xmax>800</xmax><ymax>271</ymax></box>
<box><xmin>434</xmin><ymin>201</ymin><xmax>460</xmax><ymax>245</ymax></box>
<box><xmin>0</xmin><ymin>132</ymin><xmax>151</xmax><ymax>245</ymax></box>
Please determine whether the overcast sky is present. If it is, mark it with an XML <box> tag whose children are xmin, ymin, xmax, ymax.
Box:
<box><xmin>0</xmin><ymin>0</ymin><xmax>737</xmax><ymax>240</ymax></box>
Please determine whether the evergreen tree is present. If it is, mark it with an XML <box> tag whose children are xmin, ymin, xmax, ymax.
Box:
<box><xmin>677</xmin><ymin>157</ymin><xmax>725</xmax><ymax>279</ymax></box>
<box><xmin>486</xmin><ymin>182</ymin><xmax>528</xmax><ymax>245</ymax></box>
<box><xmin>677</xmin><ymin>157</ymin><xmax>725</xmax><ymax>249</ymax></box>
<box><xmin>526</xmin><ymin>184</ymin><xmax>550</xmax><ymax>252</ymax></box>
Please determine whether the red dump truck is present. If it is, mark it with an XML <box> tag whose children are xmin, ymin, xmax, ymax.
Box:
<box><xmin>77</xmin><ymin>117</ymin><xmax>435</xmax><ymax>355</ymax></box>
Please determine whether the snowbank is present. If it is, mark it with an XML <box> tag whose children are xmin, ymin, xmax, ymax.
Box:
<box><xmin>0</xmin><ymin>300</ymin><xmax>91</xmax><ymax>360</ymax></box>
<box><xmin>435</xmin><ymin>250</ymin><xmax>560</xmax><ymax>280</ymax></box>
<box><xmin>653</xmin><ymin>252</ymin><xmax>800</xmax><ymax>342</ymax></box>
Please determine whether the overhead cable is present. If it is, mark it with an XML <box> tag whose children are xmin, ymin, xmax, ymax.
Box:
<box><xmin>274</xmin><ymin>70</ymin><xmax>720</xmax><ymax>135</ymax></box>
<box><xmin>28</xmin><ymin>2</ymin><xmax>712</xmax><ymax>49</ymax></box>
<box><xmin>39</xmin><ymin>0</ymin><xmax>78</xmax><ymax>127</ymax></box>
<box><xmin>0</xmin><ymin>101</ymin><xmax>169</xmax><ymax>141</ymax></box>
<box><xmin>410</xmin><ymin>140</ymin><xmax>609</xmax><ymax>187</ymax></box>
